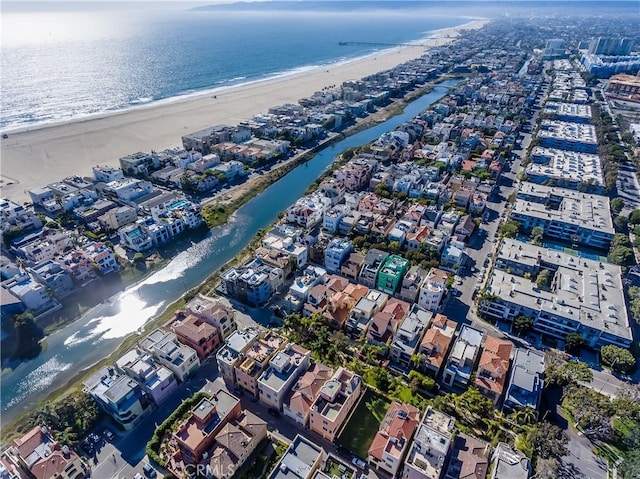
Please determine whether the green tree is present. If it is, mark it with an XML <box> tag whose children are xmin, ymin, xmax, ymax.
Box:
<box><xmin>531</xmin><ymin>226</ymin><xmax>544</xmax><ymax>245</ymax></box>
<box><xmin>282</xmin><ymin>312</ymin><xmax>346</xmax><ymax>365</ymax></box>
<box><xmin>456</xmin><ymin>386</ymin><xmax>494</xmax><ymax>419</ymax></box>
<box><xmin>374</xmin><ymin>183</ymin><xmax>391</xmax><ymax>199</ymax></box>
<box><xmin>499</xmin><ymin>220</ymin><xmax>520</xmax><ymax>238</ymax></box>
<box><xmin>530</xmin><ymin>422</ymin><xmax>569</xmax><ymax>460</ymax></box>
<box><xmin>7</xmin><ymin>312</ymin><xmax>44</xmax><ymax>360</ymax></box>
<box><xmin>629</xmin><ymin>286</ymin><xmax>640</xmax><ymax>324</ymax></box>
<box><xmin>510</xmin><ymin>406</ymin><xmax>537</xmax><ymax>427</ymax></box>
<box><xmin>620</xmin><ymin>449</ymin><xmax>640</xmax><ymax>479</ymax></box>
<box><xmin>614</xmin><ymin>215</ymin><xmax>630</xmax><ymax>234</ymax></box>
<box><xmin>600</xmin><ymin>345</ymin><xmax>637</xmax><ymax>374</ymax></box>
<box><xmin>563</xmin><ymin>385</ymin><xmax>613</xmax><ymax>440</ymax></box>
<box><xmin>535</xmin><ymin>269</ymin><xmax>552</xmax><ymax>291</ymax></box>
<box><xmin>535</xmin><ymin>457</ymin><xmax>560</xmax><ymax>479</ymax></box>
<box><xmin>609</xmin><ymin>234</ymin><xmax>636</xmax><ymax>266</ymax></box>
<box><xmin>371</xmin><ymin>367</ymin><xmax>391</xmax><ymax>392</ymax></box>
<box><xmin>513</xmin><ymin>315</ymin><xmax>535</xmax><ymax>335</ymax></box>
<box><xmin>411</xmin><ymin>353</ymin><xmax>426</xmax><ymax>371</ymax></box>
<box><xmin>407</xmin><ymin>370</ymin><xmax>436</xmax><ymax>392</ymax></box>
<box><xmin>565</xmin><ymin>333</ymin><xmax>585</xmax><ymax>355</ymax></box>
<box><xmin>611</xmin><ymin>198</ymin><xmax>625</xmax><ymax>215</ymax></box>
<box><xmin>629</xmin><ymin>209</ymin><xmax>640</xmax><ymax>225</ymax></box>
<box><xmin>545</xmin><ymin>357</ymin><xmax>592</xmax><ymax>387</ymax></box>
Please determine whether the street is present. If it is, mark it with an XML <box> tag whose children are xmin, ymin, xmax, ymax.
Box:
<box><xmin>545</xmin><ymin>388</ymin><xmax>609</xmax><ymax>479</ymax></box>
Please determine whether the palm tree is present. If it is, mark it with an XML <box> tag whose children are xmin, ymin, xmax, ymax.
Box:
<box><xmin>511</xmin><ymin>406</ymin><xmax>537</xmax><ymax>427</ymax></box>
<box><xmin>411</xmin><ymin>353</ymin><xmax>426</xmax><ymax>371</ymax></box>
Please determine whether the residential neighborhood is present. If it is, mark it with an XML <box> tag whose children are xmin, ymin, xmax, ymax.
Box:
<box><xmin>2</xmin><ymin>10</ymin><xmax>640</xmax><ymax>479</ymax></box>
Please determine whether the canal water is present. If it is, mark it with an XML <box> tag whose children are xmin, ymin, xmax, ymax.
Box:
<box><xmin>1</xmin><ymin>78</ymin><xmax>461</xmax><ymax>422</ymax></box>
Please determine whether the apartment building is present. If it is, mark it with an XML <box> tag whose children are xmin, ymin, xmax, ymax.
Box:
<box><xmin>216</xmin><ymin>328</ymin><xmax>260</xmax><ymax>382</ymax></box>
<box><xmin>234</xmin><ymin>332</ymin><xmax>287</xmax><ymax>397</ymax></box>
<box><xmin>268</xmin><ymin>435</ymin><xmax>326</xmax><ymax>479</ymax></box>
<box><xmin>358</xmin><ymin>249</ymin><xmax>389</xmax><ymax>288</ymax></box>
<box><xmin>258</xmin><ymin>344</ymin><xmax>311</xmax><ymax>411</ymax></box>
<box><xmin>480</xmin><ymin>239</ymin><xmax>632</xmax><ymax>349</ymax></box>
<box><xmin>417</xmin><ymin>268</ymin><xmax>450</xmax><ymax>312</ymax></box>
<box><xmin>376</xmin><ymin>255</ymin><xmax>410</xmax><ymax>295</ymax></box>
<box><xmin>139</xmin><ymin>329</ymin><xmax>200</xmax><ymax>382</ymax></box>
<box><xmin>403</xmin><ymin>407</ymin><xmax>455</xmax><ymax>479</ymax></box>
<box><xmin>442</xmin><ymin>325</ymin><xmax>484</xmax><ymax>389</ymax></box>
<box><xmin>390</xmin><ymin>305</ymin><xmax>433</xmax><ymax>369</ymax></box>
<box><xmin>474</xmin><ymin>336</ymin><xmax>513</xmax><ymax>405</ymax></box>
<box><xmin>186</xmin><ymin>296</ymin><xmax>238</xmax><ymax>340</ymax></box>
<box><xmin>503</xmin><ymin>349</ymin><xmax>545</xmax><ymax>417</ymax></box>
<box><xmin>418</xmin><ymin>314</ymin><xmax>457</xmax><ymax>378</ymax></box>
<box><xmin>537</xmin><ymin>120</ymin><xmax>597</xmax><ymax>153</ymax></box>
<box><xmin>115</xmin><ymin>348</ymin><xmax>177</xmax><ymax>406</ymax></box>
<box><xmin>283</xmin><ymin>362</ymin><xmax>334</xmax><ymax>427</ymax></box>
<box><xmin>83</xmin><ymin>366</ymin><xmax>151</xmax><ymax>430</ymax></box>
<box><xmin>309</xmin><ymin>367</ymin><xmax>362</xmax><ymax>441</ymax></box>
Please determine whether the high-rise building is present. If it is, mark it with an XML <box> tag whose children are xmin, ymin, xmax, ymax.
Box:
<box><xmin>588</xmin><ymin>37</ymin><xmax>634</xmax><ymax>56</ymax></box>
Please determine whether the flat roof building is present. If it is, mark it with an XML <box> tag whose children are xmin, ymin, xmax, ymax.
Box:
<box><xmin>512</xmin><ymin>183</ymin><xmax>614</xmax><ymax>250</ymax></box>
<box><xmin>403</xmin><ymin>407</ymin><xmax>455</xmax><ymax>479</ymax></box>
<box><xmin>480</xmin><ymin>239</ymin><xmax>632</xmax><ymax>349</ymax></box>
<box><xmin>490</xmin><ymin>443</ymin><xmax>530</xmax><ymax>479</ymax></box>
<box><xmin>543</xmin><ymin>102</ymin><xmax>592</xmax><ymax>123</ymax></box>
<box><xmin>268</xmin><ymin>435</ymin><xmax>325</xmax><ymax>479</ymax></box>
<box><xmin>525</xmin><ymin>146</ymin><xmax>604</xmax><ymax>191</ymax></box>
<box><xmin>503</xmin><ymin>349</ymin><xmax>545</xmax><ymax>416</ymax></box>
<box><xmin>537</xmin><ymin>120</ymin><xmax>597</xmax><ymax>153</ymax></box>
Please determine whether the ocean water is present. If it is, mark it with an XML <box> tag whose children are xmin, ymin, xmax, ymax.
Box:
<box><xmin>0</xmin><ymin>2</ymin><xmax>468</xmax><ymax>130</ymax></box>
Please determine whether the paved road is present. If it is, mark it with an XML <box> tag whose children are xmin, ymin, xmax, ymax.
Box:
<box><xmin>546</xmin><ymin>388</ymin><xmax>608</xmax><ymax>479</ymax></box>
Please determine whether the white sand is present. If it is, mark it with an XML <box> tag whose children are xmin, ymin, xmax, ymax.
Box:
<box><xmin>0</xmin><ymin>19</ymin><xmax>487</xmax><ymax>204</ymax></box>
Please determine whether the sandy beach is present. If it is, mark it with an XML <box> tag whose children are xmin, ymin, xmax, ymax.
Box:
<box><xmin>0</xmin><ymin>19</ymin><xmax>487</xmax><ymax>204</ymax></box>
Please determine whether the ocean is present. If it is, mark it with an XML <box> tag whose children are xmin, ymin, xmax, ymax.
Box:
<box><xmin>0</xmin><ymin>1</ymin><xmax>469</xmax><ymax>131</ymax></box>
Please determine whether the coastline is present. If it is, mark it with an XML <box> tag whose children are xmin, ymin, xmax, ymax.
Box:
<box><xmin>0</xmin><ymin>71</ymin><xmax>464</xmax><ymax>438</ymax></box>
<box><xmin>0</xmin><ymin>18</ymin><xmax>487</xmax><ymax>205</ymax></box>
<box><xmin>0</xmin><ymin>79</ymin><xmax>460</xmax><ymax>443</ymax></box>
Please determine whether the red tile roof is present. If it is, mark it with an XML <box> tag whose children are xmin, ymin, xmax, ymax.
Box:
<box><xmin>368</xmin><ymin>402</ymin><xmax>420</xmax><ymax>461</ymax></box>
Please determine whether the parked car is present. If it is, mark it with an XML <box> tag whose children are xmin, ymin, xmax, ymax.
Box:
<box><xmin>352</xmin><ymin>457</ymin><xmax>366</xmax><ymax>469</ymax></box>
<box><xmin>142</xmin><ymin>463</ymin><xmax>157</xmax><ymax>478</ymax></box>
<box><xmin>103</xmin><ymin>429</ymin><xmax>114</xmax><ymax>441</ymax></box>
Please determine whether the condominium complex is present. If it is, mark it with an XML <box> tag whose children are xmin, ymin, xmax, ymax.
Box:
<box><xmin>480</xmin><ymin>239</ymin><xmax>632</xmax><ymax>348</ymax></box>
<box><xmin>537</xmin><ymin>120</ymin><xmax>597</xmax><ymax>153</ymax></box>
<box><xmin>525</xmin><ymin>147</ymin><xmax>603</xmax><ymax>191</ymax></box>
<box><xmin>511</xmin><ymin>183</ymin><xmax>614</xmax><ymax>249</ymax></box>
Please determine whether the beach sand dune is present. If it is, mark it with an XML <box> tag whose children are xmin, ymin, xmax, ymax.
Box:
<box><xmin>0</xmin><ymin>20</ymin><xmax>486</xmax><ymax>204</ymax></box>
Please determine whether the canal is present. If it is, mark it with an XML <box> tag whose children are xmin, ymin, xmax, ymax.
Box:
<box><xmin>1</xmin><ymin>78</ymin><xmax>462</xmax><ymax>423</ymax></box>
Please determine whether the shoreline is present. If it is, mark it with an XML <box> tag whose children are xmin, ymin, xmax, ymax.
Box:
<box><xmin>0</xmin><ymin>72</ymin><xmax>461</xmax><ymax>439</ymax></box>
<box><xmin>0</xmin><ymin>19</ymin><xmax>487</xmax><ymax>205</ymax></box>
<box><xmin>2</xmin><ymin>17</ymin><xmax>486</xmax><ymax>436</ymax></box>
<box><xmin>0</xmin><ymin>17</ymin><xmax>484</xmax><ymax>136</ymax></box>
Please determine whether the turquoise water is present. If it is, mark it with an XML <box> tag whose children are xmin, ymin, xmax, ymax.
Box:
<box><xmin>0</xmin><ymin>78</ymin><xmax>462</xmax><ymax>423</ymax></box>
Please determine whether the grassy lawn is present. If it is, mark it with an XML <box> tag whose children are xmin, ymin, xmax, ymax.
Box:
<box><xmin>337</xmin><ymin>389</ymin><xmax>391</xmax><ymax>459</ymax></box>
